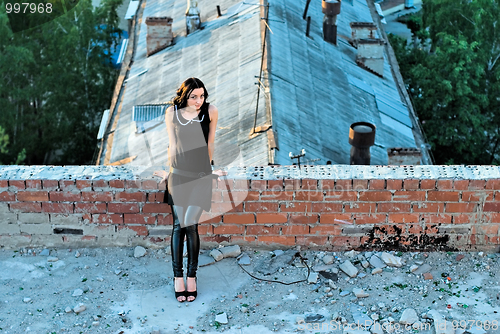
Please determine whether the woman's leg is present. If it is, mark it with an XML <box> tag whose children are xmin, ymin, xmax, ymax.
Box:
<box><xmin>184</xmin><ymin>205</ymin><xmax>203</xmax><ymax>278</ymax></box>
<box><xmin>170</xmin><ymin>205</ymin><xmax>186</xmax><ymax>277</ymax></box>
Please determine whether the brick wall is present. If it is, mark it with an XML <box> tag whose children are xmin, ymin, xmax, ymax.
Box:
<box><xmin>0</xmin><ymin>165</ymin><xmax>499</xmax><ymax>251</ymax></box>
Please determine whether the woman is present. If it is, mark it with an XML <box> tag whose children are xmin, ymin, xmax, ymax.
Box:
<box><xmin>153</xmin><ymin>77</ymin><xmax>223</xmax><ymax>302</ymax></box>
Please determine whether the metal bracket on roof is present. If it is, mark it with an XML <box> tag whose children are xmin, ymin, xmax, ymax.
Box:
<box><xmin>124</xmin><ymin>69</ymin><xmax>148</xmax><ymax>84</ymax></box>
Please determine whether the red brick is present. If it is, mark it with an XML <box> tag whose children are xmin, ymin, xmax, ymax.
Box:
<box><xmin>358</xmin><ymin>191</ymin><xmax>392</xmax><ymax>202</ymax></box>
<box><xmin>10</xmin><ymin>202</ymin><xmax>42</xmax><ymax>212</ymax></box>
<box><xmin>296</xmin><ymin>236</ymin><xmax>328</xmax><ymax>246</ymax></box>
<box><xmin>437</xmin><ymin>180</ymin><xmax>453</xmax><ymax>190</ymax></box>
<box><xmin>42</xmin><ymin>180</ymin><xmax>59</xmax><ymax>189</ymax></box>
<box><xmin>81</xmin><ymin>192</ymin><xmax>113</xmax><ymax>202</ymax></box>
<box><xmin>469</xmin><ymin>180</ymin><xmax>486</xmax><ymax>190</ymax></box>
<box><xmin>0</xmin><ymin>191</ymin><xmax>15</xmax><ymax>201</ymax></box>
<box><xmin>374</xmin><ymin>224</ymin><xmax>405</xmax><ymax>236</ymax></box>
<box><xmin>335</xmin><ymin>180</ymin><xmax>352</xmax><ymax>190</ymax></box>
<box><xmin>74</xmin><ymin>203</ymin><xmax>106</xmax><ymax>214</ymax></box>
<box><xmin>230</xmin><ymin>235</ymin><xmax>257</xmax><ymax>244</ymax></box>
<box><xmin>311</xmin><ymin>202</ymin><xmax>342</xmax><ymax>213</ymax></box>
<box><xmin>280</xmin><ymin>201</ymin><xmax>310</xmax><ymax>212</ymax></box>
<box><xmin>115</xmin><ymin>192</ymin><xmax>147</xmax><ymax>202</ymax></box>
<box><xmin>446</xmin><ymin>203</ymin><xmax>476</xmax><ymax>213</ymax></box>
<box><xmin>246</xmin><ymin>225</ymin><xmax>280</xmax><ymax>235</ymax></box>
<box><xmin>256</xmin><ymin>213</ymin><xmax>288</xmax><ymax>224</ymax></box>
<box><xmin>157</xmin><ymin>214</ymin><xmax>173</xmax><ymax>225</ymax></box>
<box><xmin>407</xmin><ymin>224</ymin><xmax>423</xmax><ymax>234</ymax></box>
<box><xmin>0</xmin><ymin>180</ymin><xmax>8</xmax><ymax>188</ymax></box>
<box><xmin>59</xmin><ymin>180</ymin><xmax>76</xmax><ymax>190</ymax></box>
<box><xmin>388</xmin><ymin>213</ymin><xmax>419</xmax><ymax>223</ymax></box>
<box><xmin>260</xmin><ymin>191</ymin><xmax>293</xmax><ymax>201</ymax></box>
<box><xmin>141</xmin><ymin>180</ymin><xmax>157</xmax><ymax>190</ymax></box>
<box><xmin>319</xmin><ymin>214</ymin><xmax>351</xmax><ymax>224</ymax></box>
<box><xmin>147</xmin><ymin>192</ymin><xmax>165</xmax><ymax>203</ymax></box>
<box><xmin>427</xmin><ymin>191</ymin><xmax>459</xmax><ymax>202</ymax></box>
<box><xmin>213</xmin><ymin>224</ymin><xmax>245</xmax><ymax>234</ymax></box>
<box><xmin>267</xmin><ymin>180</ymin><xmax>283</xmax><ymax>190</ymax></box>
<box><xmin>211</xmin><ymin>191</ymin><xmax>222</xmax><ymax>202</ymax></box>
<box><xmin>92</xmin><ymin>180</ymin><xmax>108</xmax><ymax>188</ymax></box>
<box><xmin>142</xmin><ymin>203</ymin><xmax>171</xmax><ymax>213</ymax></box>
<box><xmin>352</xmin><ymin>179</ymin><xmax>368</xmax><ymax>190</ymax></box>
<box><xmin>106</xmin><ymin>179</ymin><xmax>123</xmax><ymax>188</ymax></box>
<box><xmin>330</xmin><ymin>236</ymin><xmax>360</xmax><ymax>247</ymax></box>
<box><xmin>453</xmin><ymin>180</ymin><xmax>469</xmax><ymax>190</ymax></box>
<box><xmin>284</xmin><ymin>179</ymin><xmax>301</xmax><ymax>190</ymax></box>
<box><xmin>420</xmin><ymin>214</ymin><xmax>452</xmax><ymax>224</ymax></box>
<box><xmin>393</xmin><ymin>191</ymin><xmax>425</xmax><ymax>201</ymax></box>
<box><xmin>197</xmin><ymin>224</ymin><xmax>212</xmax><ymax>235</ymax></box>
<box><xmin>250</xmin><ymin>180</ymin><xmax>266</xmax><ymax>190</ymax></box>
<box><xmin>221</xmin><ymin>190</ymin><xmax>258</xmax><ymax>202</ymax></box>
<box><xmin>476</xmin><ymin>224</ymin><xmax>499</xmax><ymax>235</ymax></box>
<box><xmin>452</xmin><ymin>214</ymin><xmax>472</xmax><ymax>224</ymax></box>
<box><xmin>324</xmin><ymin>191</ymin><xmax>357</xmax><ymax>202</ymax></box>
<box><xmin>320</xmin><ymin>180</ymin><xmax>336</xmax><ymax>191</ymax></box>
<box><xmin>485</xmin><ymin>179</ymin><xmax>500</xmax><ymax>190</ymax></box>
<box><xmin>301</xmin><ymin>179</ymin><xmax>318</xmax><ymax>190</ymax></box>
<box><xmin>295</xmin><ymin>191</ymin><xmax>323</xmax><ymax>201</ymax></box>
<box><xmin>42</xmin><ymin>203</ymin><xmax>74</xmax><ymax>214</ymax></box>
<box><xmin>403</xmin><ymin>179</ymin><xmax>419</xmax><ymax>190</ymax></box>
<box><xmin>258</xmin><ymin>235</ymin><xmax>295</xmax><ymax>246</ymax></box>
<box><xmin>462</xmin><ymin>191</ymin><xmax>494</xmax><ymax>202</ymax></box>
<box><xmin>420</xmin><ymin>179</ymin><xmax>436</xmax><ymax>190</ymax></box>
<box><xmin>17</xmin><ymin>191</ymin><xmax>49</xmax><ymax>202</ymax></box>
<box><xmin>124</xmin><ymin>214</ymin><xmax>156</xmax><ymax>225</ymax></box>
<box><xmin>483</xmin><ymin>202</ymin><xmax>500</xmax><ymax>212</ymax></box>
<box><xmin>25</xmin><ymin>180</ymin><xmax>42</xmax><ymax>189</ymax></box>
<box><xmin>92</xmin><ymin>214</ymin><xmax>123</xmax><ymax>224</ymax></box>
<box><xmin>49</xmin><ymin>192</ymin><xmax>81</xmax><ymax>202</ymax></box>
<box><xmin>310</xmin><ymin>225</ymin><xmax>342</xmax><ymax>235</ymax></box>
<box><xmin>412</xmin><ymin>202</ymin><xmax>444</xmax><ymax>213</ymax></box>
<box><xmin>76</xmin><ymin>180</ymin><xmax>92</xmax><ymax>189</ymax></box>
<box><xmin>290</xmin><ymin>214</ymin><xmax>319</xmax><ymax>224</ymax></box>
<box><xmin>353</xmin><ymin>214</ymin><xmax>386</xmax><ymax>224</ymax></box>
<box><xmin>201</xmin><ymin>235</ymin><xmax>231</xmax><ymax>243</ymax></box>
<box><xmin>386</xmin><ymin>179</ymin><xmax>403</xmax><ymax>190</ymax></box>
<box><xmin>483</xmin><ymin>213</ymin><xmax>500</xmax><ymax>223</ymax></box>
<box><xmin>344</xmin><ymin>202</ymin><xmax>376</xmax><ymax>213</ymax></box>
<box><xmin>489</xmin><ymin>236</ymin><xmax>500</xmax><ymax>244</ymax></box>
<box><xmin>223</xmin><ymin>213</ymin><xmax>255</xmax><ymax>224</ymax></box>
<box><xmin>9</xmin><ymin>180</ymin><xmax>25</xmax><ymax>190</ymax></box>
<box><xmin>368</xmin><ymin>179</ymin><xmax>385</xmax><ymax>190</ymax></box>
<box><xmin>108</xmin><ymin>203</ymin><xmax>140</xmax><ymax>213</ymax></box>
<box><xmin>125</xmin><ymin>180</ymin><xmax>141</xmax><ymax>189</ymax></box>
<box><xmin>211</xmin><ymin>202</ymin><xmax>244</xmax><ymax>214</ymax></box>
<box><xmin>232</xmin><ymin>179</ymin><xmax>251</xmax><ymax>190</ymax></box>
<box><xmin>281</xmin><ymin>224</ymin><xmax>309</xmax><ymax>235</ymax></box>
<box><xmin>245</xmin><ymin>202</ymin><xmax>278</xmax><ymax>212</ymax></box>
<box><xmin>117</xmin><ymin>225</ymin><xmax>148</xmax><ymax>236</ymax></box>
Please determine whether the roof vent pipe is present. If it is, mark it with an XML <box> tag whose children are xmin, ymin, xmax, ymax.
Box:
<box><xmin>322</xmin><ymin>0</ymin><xmax>341</xmax><ymax>45</ymax></box>
<box><xmin>186</xmin><ymin>0</ymin><xmax>201</xmax><ymax>35</ymax></box>
<box><xmin>349</xmin><ymin>122</ymin><xmax>376</xmax><ymax>165</ymax></box>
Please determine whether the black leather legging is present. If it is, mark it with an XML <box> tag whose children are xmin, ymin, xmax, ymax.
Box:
<box><xmin>170</xmin><ymin>204</ymin><xmax>203</xmax><ymax>278</ymax></box>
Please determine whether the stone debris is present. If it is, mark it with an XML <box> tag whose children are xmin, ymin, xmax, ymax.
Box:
<box><xmin>219</xmin><ymin>245</ymin><xmax>241</xmax><ymax>258</ymax></box>
<box><xmin>399</xmin><ymin>308</ymin><xmax>418</xmax><ymax>324</ymax></box>
<box><xmin>237</xmin><ymin>253</ymin><xmax>251</xmax><ymax>265</ymax></box>
<box><xmin>23</xmin><ymin>298</ymin><xmax>31</xmax><ymax>303</ymax></box>
<box><xmin>414</xmin><ymin>263</ymin><xmax>432</xmax><ymax>275</ymax></box>
<box><xmin>64</xmin><ymin>306</ymin><xmax>72</xmax><ymax>313</ymax></box>
<box><xmin>273</xmin><ymin>249</ymin><xmax>284</xmax><ymax>256</ymax></box>
<box><xmin>410</xmin><ymin>265</ymin><xmax>419</xmax><ymax>272</ymax></box>
<box><xmin>198</xmin><ymin>254</ymin><xmax>216</xmax><ymax>267</ymax></box>
<box><xmin>134</xmin><ymin>246</ymin><xmax>147</xmax><ymax>258</ymax></box>
<box><xmin>456</xmin><ymin>254</ymin><xmax>465</xmax><ymax>261</ymax></box>
<box><xmin>312</xmin><ymin>264</ymin><xmax>335</xmax><ymax>272</ymax></box>
<box><xmin>361</xmin><ymin>260</ymin><xmax>370</xmax><ymax>268</ymax></box>
<box><xmin>254</xmin><ymin>249</ymin><xmax>296</xmax><ymax>275</ymax></box>
<box><xmin>339</xmin><ymin>290</ymin><xmax>350</xmax><ymax>297</ymax></box>
<box><xmin>73</xmin><ymin>303</ymin><xmax>86</xmax><ymax>314</ymax></box>
<box><xmin>423</xmin><ymin>272</ymin><xmax>433</xmax><ymax>280</ymax></box>
<box><xmin>322</xmin><ymin>255</ymin><xmax>334</xmax><ymax>265</ymax></box>
<box><xmin>307</xmin><ymin>272</ymin><xmax>319</xmax><ymax>284</ymax></box>
<box><xmin>340</xmin><ymin>260</ymin><xmax>358</xmax><ymax>278</ymax></box>
<box><xmin>428</xmin><ymin>310</ymin><xmax>455</xmax><ymax>334</ymax></box>
<box><xmin>352</xmin><ymin>288</ymin><xmax>369</xmax><ymax>298</ymax></box>
<box><xmin>215</xmin><ymin>312</ymin><xmax>228</xmax><ymax>324</ymax></box>
<box><xmin>114</xmin><ymin>269</ymin><xmax>122</xmax><ymax>275</ymax></box>
<box><xmin>369</xmin><ymin>255</ymin><xmax>386</xmax><ymax>269</ymax></box>
<box><xmin>209</xmin><ymin>249</ymin><xmax>224</xmax><ymax>261</ymax></box>
<box><xmin>381</xmin><ymin>252</ymin><xmax>403</xmax><ymax>267</ymax></box>
<box><xmin>39</xmin><ymin>249</ymin><xmax>50</xmax><ymax>256</ymax></box>
<box><xmin>72</xmin><ymin>289</ymin><xmax>83</xmax><ymax>297</ymax></box>
<box><xmin>47</xmin><ymin>257</ymin><xmax>59</xmax><ymax>262</ymax></box>
<box><xmin>371</xmin><ymin>268</ymin><xmax>383</xmax><ymax>275</ymax></box>
<box><xmin>75</xmin><ymin>251</ymin><xmax>81</xmax><ymax>258</ymax></box>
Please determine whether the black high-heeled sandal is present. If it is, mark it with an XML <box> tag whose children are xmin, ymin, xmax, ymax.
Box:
<box><xmin>186</xmin><ymin>277</ymin><xmax>197</xmax><ymax>302</ymax></box>
<box><xmin>173</xmin><ymin>277</ymin><xmax>186</xmax><ymax>302</ymax></box>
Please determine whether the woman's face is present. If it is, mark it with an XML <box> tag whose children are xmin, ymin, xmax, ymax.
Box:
<box><xmin>187</xmin><ymin>88</ymin><xmax>205</xmax><ymax>111</ymax></box>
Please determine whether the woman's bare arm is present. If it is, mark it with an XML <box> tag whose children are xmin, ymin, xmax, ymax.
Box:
<box><xmin>207</xmin><ymin>104</ymin><xmax>219</xmax><ymax>163</ymax></box>
<box><xmin>165</xmin><ymin>106</ymin><xmax>176</xmax><ymax>166</ymax></box>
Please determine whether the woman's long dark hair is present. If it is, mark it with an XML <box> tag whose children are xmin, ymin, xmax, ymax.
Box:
<box><xmin>172</xmin><ymin>77</ymin><xmax>209</xmax><ymax>109</ymax></box>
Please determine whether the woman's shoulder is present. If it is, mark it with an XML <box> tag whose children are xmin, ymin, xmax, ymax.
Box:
<box><xmin>208</xmin><ymin>104</ymin><xmax>218</xmax><ymax>116</ymax></box>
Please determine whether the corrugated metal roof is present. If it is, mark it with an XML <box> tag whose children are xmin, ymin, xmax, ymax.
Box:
<box><xmin>267</xmin><ymin>0</ymin><xmax>417</xmax><ymax>165</ymax></box>
<box><xmin>102</xmin><ymin>0</ymin><xmax>269</xmax><ymax>168</ymax></box>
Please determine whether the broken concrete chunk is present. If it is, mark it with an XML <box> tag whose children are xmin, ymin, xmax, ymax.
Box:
<box><xmin>198</xmin><ymin>254</ymin><xmax>216</xmax><ymax>267</ymax></box>
<box><xmin>237</xmin><ymin>253</ymin><xmax>251</xmax><ymax>265</ymax></box>
<box><xmin>219</xmin><ymin>245</ymin><xmax>241</xmax><ymax>258</ymax></box>
<box><xmin>134</xmin><ymin>246</ymin><xmax>147</xmax><ymax>258</ymax></box>
<box><xmin>340</xmin><ymin>260</ymin><xmax>358</xmax><ymax>278</ymax></box>
<box><xmin>428</xmin><ymin>310</ymin><xmax>455</xmax><ymax>334</ymax></box>
<box><xmin>353</xmin><ymin>288</ymin><xmax>369</xmax><ymax>298</ymax></box>
<box><xmin>381</xmin><ymin>252</ymin><xmax>403</xmax><ymax>267</ymax></box>
<box><xmin>308</xmin><ymin>272</ymin><xmax>319</xmax><ymax>284</ymax></box>
<box><xmin>210</xmin><ymin>249</ymin><xmax>224</xmax><ymax>261</ymax></box>
<box><xmin>73</xmin><ymin>303</ymin><xmax>86</xmax><ymax>314</ymax></box>
<box><xmin>369</xmin><ymin>255</ymin><xmax>386</xmax><ymax>269</ymax></box>
<box><xmin>414</xmin><ymin>263</ymin><xmax>432</xmax><ymax>275</ymax></box>
<box><xmin>399</xmin><ymin>308</ymin><xmax>418</xmax><ymax>324</ymax></box>
<box><xmin>215</xmin><ymin>312</ymin><xmax>228</xmax><ymax>324</ymax></box>
<box><xmin>322</xmin><ymin>255</ymin><xmax>334</xmax><ymax>265</ymax></box>
<box><xmin>371</xmin><ymin>268</ymin><xmax>383</xmax><ymax>275</ymax></box>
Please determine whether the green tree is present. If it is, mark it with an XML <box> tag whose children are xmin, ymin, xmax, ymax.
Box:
<box><xmin>390</xmin><ymin>0</ymin><xmax>500</xmax><ymax>164</ymax></box>
<box><xmin>0</xmin><ymin>0</ymin><xmax>123</xmax><ymax>165</ymax></box>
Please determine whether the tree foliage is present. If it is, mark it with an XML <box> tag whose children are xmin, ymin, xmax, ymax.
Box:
<box><xmin>0</xmin><ymin>0</ymin><xmax>123</xmax><ymax>165</ymax></box>
<box><xmin>390</xmin><ymin>0</ymin><xmax>500</xmax><ymax>164</ymax></box>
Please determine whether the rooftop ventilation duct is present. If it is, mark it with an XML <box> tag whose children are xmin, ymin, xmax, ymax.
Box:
<box><xmin>145</xmin><ymin>17</ymin><xmax>174</xmax><ymax>57</ymax></box>
<box><xmin>349</xmin><ymin>22</ymin><xmax>377</xmax><ymax>47</ymax></box>
<box><xmin>356</xmin><ymin>39</ymin><xmax>385</xmax><ymax>77</ymax></box>
<box><xmin>186</xmin><ymin>0</ymin><xmax>201</xmax><ymax>35</ymax></box>
<box><xmin>387</xmin><ymin>147</ymin><xmax>422</xmax><ymax>165</ymax></box>
<box><xmin>349</xmin><ymin>122</ymin><xmax>376</xmax><ymax>165</ymax></box>
<box><xmin>322</xmin><ymin>0</ymin><xmax>341</xmax><ymax>45</ymax></box>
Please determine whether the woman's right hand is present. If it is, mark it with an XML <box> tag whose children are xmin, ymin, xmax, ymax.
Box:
<box><xmin>153</xmin><ymin>170</ymin><xmax>169</xmax><ymax>184</ymax></box>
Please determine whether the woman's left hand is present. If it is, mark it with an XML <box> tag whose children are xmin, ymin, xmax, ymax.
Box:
<box><xmin>212</xmin><ymin>169</ymin><xmax>228</xmax><ymax>181</ymax></box>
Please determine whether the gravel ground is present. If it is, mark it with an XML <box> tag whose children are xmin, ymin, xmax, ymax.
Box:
<box><xmin>0</xmin><ymin>246</ymin><xmax>498</xmax><ymax>334</ymax></box>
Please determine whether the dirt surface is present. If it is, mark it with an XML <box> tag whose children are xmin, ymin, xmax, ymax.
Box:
<box><xmin>0</xmin><ymin>246</ymin><xmax>499</xmax><ymax>334</ymax></box>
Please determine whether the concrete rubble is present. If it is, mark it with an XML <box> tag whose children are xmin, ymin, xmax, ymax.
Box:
<box><xmin>0</xmin><ymin>247</ymin><xmax>498</xmax><ymax>333</ymax></box>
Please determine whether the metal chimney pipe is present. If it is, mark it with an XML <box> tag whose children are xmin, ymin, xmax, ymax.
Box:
<box><xmin>322</xmin><ymin>0</ymin><xmax>341</xmax><ymax>45</ymax></box>
<box><xmin>186</xmin><ymin>0</ymin><xmax>201</xmax><ymax>35</ymax></box>
<box><xmin>348</xmin><ymin>122</ymin><xmax>376</xmax><ymax>165</ymax></box>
